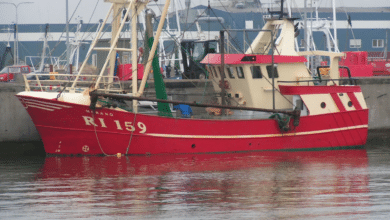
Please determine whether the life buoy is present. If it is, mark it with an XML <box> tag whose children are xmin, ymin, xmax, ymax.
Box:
<box><xmin>319</xmin><ymin>67</ymin><xmax>330</xmax><ymax>76</ymax></box>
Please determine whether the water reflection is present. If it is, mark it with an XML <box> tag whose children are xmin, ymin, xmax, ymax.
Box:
<box><xmin>31</xmin><ymin>149</ymin><xmax>369</xmax><ymax>219</ymax></box>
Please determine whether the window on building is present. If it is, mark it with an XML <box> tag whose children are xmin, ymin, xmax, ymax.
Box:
<box><xmin>92</xmin><ymin>54</ymin><xmax>97</xmax><ymax>67</ymax></box>
<box><xmin>250</xmin><ymin>66</ymin><xmax>262</xmax><ymax>79</ymax></box>
<box><xmin>236</xmin><ymin>66</ymin><xmax>245</xmax><ymax>78</ymax></box>
<box><xmin>266</xmin><ymin>65</ymin><xmax>279</xmax><ymax>78</ymax></box>
<box><xmin>227</xmin><ymin>66</ymin><xmax>235</xmax><ymax>78</ymax></box>
<box><xmin>350</xmin><ymin>39</ymin><xmax>361</xmax><ymax>48</ymax></box>
<box><xmin>373</xmin><ymin>39</ymin><xmax>384</xmax><ymax>48</ymax></box>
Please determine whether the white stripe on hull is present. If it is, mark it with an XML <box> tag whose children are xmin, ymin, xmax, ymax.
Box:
<box><xmin>23</xmin><ymin>99</ymin><xmax>72</xmax><ymax>108</ymax></box>
<box><xmin>145</xmin><ymin>125</ymin><xmax>368</xmax><ymax>139</ymax></box>
<box><xmin>19</xmin><ymin>97</ymin><xmax>73</xmax><ymax>112</ymax></box>
<box><xmin>25</xmin><ymin>104</ymin><xmax>55</xmax><ymax>111</ymax></box>
<box><xmin>24</xmin><ymin>101</ymin><xmax>63</xmax><ymax>110</ymax></box>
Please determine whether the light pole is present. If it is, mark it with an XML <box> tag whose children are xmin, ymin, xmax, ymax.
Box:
<box><xmin>0</xmin><ymin>2</ymin><xmax>33</xmax><ymax>65</ymax></box>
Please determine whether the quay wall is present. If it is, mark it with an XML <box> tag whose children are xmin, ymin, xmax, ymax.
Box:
<box><xmin>359</xmin><ymin>78</ymin><xmax>390</xmax><ymax>130</ymax></box>
<box><xmin>0</xmin><ymin>78</ymin><xmax>389</xmax><ymax>143</ymax></box>
<box><xmin>0</xmin><ymin>83</ymin><xmax>40</xmax><ymax>142</ymax></box>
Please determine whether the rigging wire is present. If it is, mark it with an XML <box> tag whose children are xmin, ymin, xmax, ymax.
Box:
<box><xmin>80</xmin><ymin>0</ymin><xmax>101</xmax><ymax>40</ymax></box>
<box><xmin>95</xmin><ymin>1</ymin><xmax>221</xmax><ymax>102</ymax></box>
<box><xmin>150</xmin><ymin>0</ymin><xmax>295</xmax><ymax>106</ymax></box>
<box><xmin>142</xmin><ymin>2</ymin><xmax>221</xmax><ymax>95</ymax></box>
<box><xmin>48</xmin><ymin>0</ymin><xmax>86</xmax><ymax>56</ymax></box>
<box><xmin>83</xmin><ymin>1</ymin><xmax>295</xmax><ymax>108</ymax></box>
<box><xmin>339</xmin><ymin>0</ymin><xmax>359</xmax><ymax>51</ymax></box>
<box><xmin>57</xmin><ymin>2</ymin><xmax>128</xmax><ymax>95</ymax></box>
<box><xmin>213</xmin><ymin>0</ymin><xmax>246</xmax><ymax>53</ymax></box>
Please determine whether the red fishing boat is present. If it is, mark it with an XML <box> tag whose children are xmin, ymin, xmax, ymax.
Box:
<box><xmin>16</xmin><ymin>0</ymin><xmax>368</xmax><ymax>156</ymax></box>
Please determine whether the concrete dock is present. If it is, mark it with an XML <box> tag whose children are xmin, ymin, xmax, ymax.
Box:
<box><xmin>1</xmin><ymin>78</ymin><xmax>389</xmax><ymax>143</ymax></box>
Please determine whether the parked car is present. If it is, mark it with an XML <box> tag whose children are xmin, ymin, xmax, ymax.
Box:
<box><xmin>0</xmin><ymin>65</ymin><xmax>31</xmax><ymax>82</ymax></box>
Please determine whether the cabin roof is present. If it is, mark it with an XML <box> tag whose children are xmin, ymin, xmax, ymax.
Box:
<box><xmin>279</xmin><ymin>85</ymin><xmax>362</xmax><ymax>95</ymax></box>
<box><xmin>200</xmin><ymin>54</ymin><xmax>307</xmax><ymax>65</ymax></box>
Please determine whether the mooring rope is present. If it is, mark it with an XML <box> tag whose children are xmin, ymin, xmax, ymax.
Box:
<box><xmin>126</xmin><ymin>113</ymin><xmax>137</xmax><ymax>155</ymax></box>
<box><xmin>91</xmin><ymin>108</ymin><xmax>114</xmax><ymax>156</ymax></box>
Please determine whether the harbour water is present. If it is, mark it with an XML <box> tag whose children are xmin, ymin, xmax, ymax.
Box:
<box><xmin>1</xmin><ymin>132</ymin><xmax>390</xmax><ymax>219</ymax></box>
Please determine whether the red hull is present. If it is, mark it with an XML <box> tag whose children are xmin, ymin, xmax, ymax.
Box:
<box><xmin>17</xmin><ymin>95</ymin><xmax>369</xmax><ymax>155</ymax></box>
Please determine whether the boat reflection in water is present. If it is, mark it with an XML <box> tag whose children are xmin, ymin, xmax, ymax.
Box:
<box><xmin>36</xmin><ymin>149</ymin><xmax>369</xmax><ymax>218</ymax></box>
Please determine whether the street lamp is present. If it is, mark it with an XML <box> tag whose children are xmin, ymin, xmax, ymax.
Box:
<box><xmin>0</xmin><ymin>2</ymin><xmax>33</xmax><ymax>65</ymax></box>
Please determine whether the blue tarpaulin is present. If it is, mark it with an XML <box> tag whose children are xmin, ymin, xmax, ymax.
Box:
<box><xmin>173</xmin><ymin>104</ymin><xmax>193</xmax><ymax>118</ymax></box>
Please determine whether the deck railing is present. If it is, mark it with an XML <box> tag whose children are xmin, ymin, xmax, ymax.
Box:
<box><xmin>23</xmin><ymin>73</ymin><xmax>124</xmax><ymax>93</ymax></box>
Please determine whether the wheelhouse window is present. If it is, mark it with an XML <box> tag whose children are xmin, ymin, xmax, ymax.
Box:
<box><xmin>350</xmin><ymin>39</ymin><xmax>361</xmax><ymax>48</ymax></box>
<box><xmin>193</xmin><ymin>42</ymin><xmax>205</xmax><ymax>61</ymax></box>
<box><xmin>8</xmin><ymin>67</ymin><xmax>21</xmax><ymax>73</ymax></box>
<box><xmin>21</xmin><ymin>66</ymin><xmax>30</xmax><ymax>73</ymax></box>
<box><xmin>206</xmin><ymin>66</ymin><xmax>213</xmax><ymax>78</ymax></box>
<box><xmin>227</xmin><ymin>66</ymin><xmax>235</xmax><ymax>78</ymax></box>
<box><xmin>373</xmin><ymin>39</ymin><xmax>384</xmax><ymax>48</ymax></box>
<box><xmin>0</xmin><ymin>67</ymin><xmax>9</xmax><ymax>73</ymax></box>
<box><xmin>212</xmin><ymin>66</ymin><xmax>218</xmax><ymax>78</ymax></box>
<box><xmin>250</xmin><ymin>66</ymin><xmax>262</xmax><ymax>79</ymax></box>
<box><xmin>236</xmin><ymin>66</ymin><xmax>245</xmax><ymax>78</ymax></box>
<box><xmin>218</xmin><ymin>66</ymin><xmax>224</xmax><ymax>78</ymax></box>
<box><xmin>266</xmin><ymin>65</ymin><xmax>279</xmax><ymax>78</ymax></box>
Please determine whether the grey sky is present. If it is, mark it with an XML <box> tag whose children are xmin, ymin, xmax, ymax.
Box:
<box><xmin>0</xmin><ymin>0</ymin><xmax>389</xmax><ymax>25</ymax></box>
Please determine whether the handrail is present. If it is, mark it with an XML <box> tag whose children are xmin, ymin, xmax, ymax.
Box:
<box><xmin>90</xmin><ymin>90</ymin><xmax>301</xmax><ymax>117</ymax></box>
<box><xmin>278</xmin><ymin>78</ymin><xmax>358</xmax><ymax>85</ymax></box>
<box><xmin>23</xmin><ymin>73</ymin><xmax>124</xmax><ymax>93</ymax></box>
<box><xmin>316</xmin><ymin>65</ymin><xmax>353</xmax><ymax>85</ymax></box>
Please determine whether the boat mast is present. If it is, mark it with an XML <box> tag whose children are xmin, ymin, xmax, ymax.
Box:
<box><xmin>332</xmin><ymin>0</ymin><xmax>339</xmax><ymax>52</ymax></box>
<box><xmin>385</xmin><ymin>30</ymin><xmax>388</xmax><ymax>60</ymax></box>
<box><xmin>220</xmin><ymin>30</ymin><xmax>227</xmax><ymax>107</ymax></box>
<box><xmin>0</xmin><ymin>27</ymin><xmax>13</xmax><ymax>70</ymax></box>
<box><xmin>304</xmin><ymin>0</ymin><xmax>308</xmax><ymax>67</ymax></box>
<box><xmin>138</xmin><ymin>0</ymin><xmax>171</xmax><ymax>96</ymax></box>
<box><xmin>38</xmin><ymin>24</ymin><xmax>50</xmax><ymax>73</ymax></box>
<box><xmin>14</xmin><ymin>24</ymin><xmax>17</xmax><ymax>65</ymax></box>
<box><xmin>92</xmin><ymin>1</ymin><xmax>147</xmax><ymax>88</ymax></box>
<box><xmin>131</xmin><ymin>3</ymin><xmax>138</xmax><ymax>113</ymax></box>
<box><xmin>71</xmin><ymin>5</ymin><xmax>113</xmax><ymax>89</ymax></box>
<box><xmin>145</xmin><ymin>7</ymin><xmax>173</xmax><ymax>117</ymax></box>
<box><xmin>66</xmin><ymin>0</ymin><xmax>70</xmax><ymax>74</ymax></box>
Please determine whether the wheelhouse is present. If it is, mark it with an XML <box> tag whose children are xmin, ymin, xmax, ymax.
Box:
<box><xmin>202</xmin><ymin>53</ymin><xmax>309</xmax><ymax>110</ymax></box>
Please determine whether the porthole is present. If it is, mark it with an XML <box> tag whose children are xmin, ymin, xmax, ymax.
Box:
<box><xmin>339</xmin><ymin>93</ymin><xmax>344</xmax><ymax>96</ymax></box>
<box><xmin>348</xmin><ymin>101</ymin><xmax>353</xmax><ymax>107</ymax></box>
<box><xmin>191</xmin><ymin>144</ymin><xmax>196</xmax><ymax>149</ymax></box>
<box><xmin>320</xmin><ymin>102</ymin><xmax>326</xmax><ymax>108</ymax></box>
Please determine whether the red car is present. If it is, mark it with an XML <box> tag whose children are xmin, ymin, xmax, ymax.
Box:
<box><xmin>0</xmin><ymin>65</ymin><xmax>31</xmax><ymax>82</ymax></box>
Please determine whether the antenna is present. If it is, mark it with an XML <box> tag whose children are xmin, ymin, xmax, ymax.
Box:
<box><xmin>267</xmin><ymin>0</ymin><xmax>288</xmax><ymax>19</ymax></box>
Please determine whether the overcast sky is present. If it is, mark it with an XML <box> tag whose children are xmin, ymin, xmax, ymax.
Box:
<box><xmin>0</xmin><ymin>0</ymin><xmax>389</xmax><ymax>25</ymax></box>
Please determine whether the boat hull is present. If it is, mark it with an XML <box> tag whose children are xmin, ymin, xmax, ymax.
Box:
<box><xmin>17</xmin><ymin>94</ymin><xmax>369</xmax><ymax>155</ymax></box>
